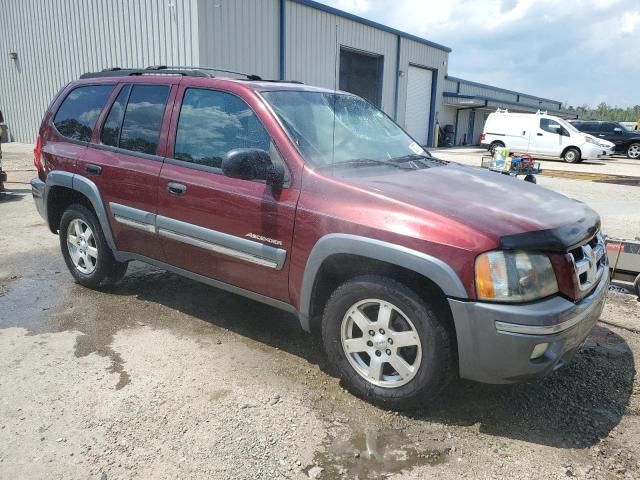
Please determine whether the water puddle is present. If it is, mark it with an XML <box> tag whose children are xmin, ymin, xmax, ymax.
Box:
<box><xmin>310</xmin><ymin>427</ymin><xmax>446</xmax><ymax>479</ymax></box>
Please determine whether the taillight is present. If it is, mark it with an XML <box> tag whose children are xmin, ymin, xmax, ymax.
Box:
<box><xmin>480</xmin><ymin>133</ymin><xmax>486</xmax><ymax>142</ymax></box>
<box><xmin>34</xmin><ymin>135</ymin><xmax>44</xmax><ymax>177</ymax></box>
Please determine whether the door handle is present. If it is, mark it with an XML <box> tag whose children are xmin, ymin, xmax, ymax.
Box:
<box><xmin>598</xmin><ymin>134</ymin><xmax>605</xmax><ymax>137</ymax></box>
<box><xmin>167</xmin><ymin>182</ymin><xmax>187</xmax><ymax>195</ymax></box>
<box><xmin>537</xmin><ymin>133</ymin><xmax>543</xmax><ymax>136</ymax></box>
<box><xmin>522</xmin><ymin>131</ymin><xmax>526</xmax><ymax>136</ymax></box>
<box><xmin>85</xmin><ymin>164</ymin><xmax>102</xmax><ymax>175</ymax></box>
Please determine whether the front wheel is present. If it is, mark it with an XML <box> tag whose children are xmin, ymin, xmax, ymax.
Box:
<box><xmin>321</xmin><ymin>275</ymin><xmax>455</xmax><ymax>409</ymax></box>
<box><xmin>626</xmin><ymin>143</ymin><xmax>640</xmax><ymax>159</ymax></box>
<box><xmin>489</xmin><ymin>141</ymin><xmax>505</xmax><ymax>155</ymax></box>
<box><xmin>59</xmin><ymin>204</ymin><xmax>128</xmax><ymax>289</ymax></box>
<box><xmin>563</xmin><ymin>147</ymin><xmax>581</xmax><ymax>163</ymax></box>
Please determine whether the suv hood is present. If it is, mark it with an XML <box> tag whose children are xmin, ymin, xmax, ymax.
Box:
<box><xmin>345</xmin><ymin>162</ymin><xmax>599</xmax><ymax>251</ymax></box>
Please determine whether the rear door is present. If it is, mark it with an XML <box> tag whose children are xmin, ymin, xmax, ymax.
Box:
<box><xmin>156</xmin><ymin>85</ymin><xmax>299</xmax><ymax>302</ymax></box>
<box><xmin>501</xmin><ymin>115</ymin><xmax>530</xmax><ymax>152</ymax></box>
<box><xmin>79</xmin><ymin>80</ymin><xmax>178</xmax><ymax>261</ymax></box>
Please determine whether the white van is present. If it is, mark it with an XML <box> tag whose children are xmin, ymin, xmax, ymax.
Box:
<box><xmin>480</xmin><ymin>110</ymin><xmax>612</xmax><ymax>163</ymax></box>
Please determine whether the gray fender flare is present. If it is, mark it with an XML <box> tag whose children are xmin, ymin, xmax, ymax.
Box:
<box><xmin>45</xmin><ymin>171</ymin><xmax>117</xmax><ymax>251</ymax></box>
<box><xmin>297</xmin><ymin>233</ymin><xmax>468</xmax><ymax>332</ymax></box>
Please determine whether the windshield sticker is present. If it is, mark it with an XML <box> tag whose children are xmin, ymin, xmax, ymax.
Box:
<box><xmin>409</xmin><ymin>142</ymin><xmax>423</xmax><ymax>154</ymax></box>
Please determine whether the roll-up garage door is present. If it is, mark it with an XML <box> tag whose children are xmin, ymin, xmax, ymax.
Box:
<box><xmin>405</xmin><ymin>65</ymin><xmax>433</xmax><ymax>146</ymax></box>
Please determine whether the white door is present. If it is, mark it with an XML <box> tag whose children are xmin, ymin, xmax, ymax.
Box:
<box><xmin>405</xmin><ymin>65</ymin><xmax>433</xmax><ymax>146</ymax></box>
<box><xmin>530</xmin><ymin>117</ymin><xmax>565</xmax><ymax>156</ymax></box>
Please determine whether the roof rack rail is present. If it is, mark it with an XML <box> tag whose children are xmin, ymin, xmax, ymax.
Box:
<box><xmin>80</xmin><ymin>65</ymin><xmax>304</xmax><ymax>83</ymax></box>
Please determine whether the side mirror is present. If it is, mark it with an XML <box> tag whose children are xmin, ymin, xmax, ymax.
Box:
<box><xmin>222</xmin><ymin>148</ymin><xmax>284</xmax><ymax>186</ymax></box>
<box><xmin>613</xmin><ymin>127</ymin><xmax>623</xmax><ymax>133</ymax></box>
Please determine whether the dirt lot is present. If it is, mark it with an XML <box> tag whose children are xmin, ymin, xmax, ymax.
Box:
<box><xmin>1</xmin><ymin>143</ymin><xmax>639</xmax><ymax>479</ymax></box>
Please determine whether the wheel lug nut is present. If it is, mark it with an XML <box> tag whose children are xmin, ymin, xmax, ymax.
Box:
<box><xmin>388</xmin><ymin>338</ymin><xmax>393</xmax><ymax>345</ymax></box>
<box><xmin>368</xmin><ymin>330</ymin><xmax>375</xmax><ymax>336</ymax></box>
<box><xmin>366</xmin><ymin>340</ymin><xmax>373</xmax><ymax>347</ymax></box>
<box><xmin>379</xmin><ymin>329</ymin><xmax>385</xmax><ymax>334</ymax></box>
<box><xmin>385</xmin><ymin>349</ymin><xmax>391</xmax><ymax>355</ymax></box>
<box><xmin>375</xmin><ymin>350</ymin><xmax>381</xmax><ymax>357</ymax></box>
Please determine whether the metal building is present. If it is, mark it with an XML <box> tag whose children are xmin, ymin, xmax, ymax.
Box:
<box><xmin>0</xmin><ymin>0</ymin><xmax>563</xmax><ymax>147</ymax></box>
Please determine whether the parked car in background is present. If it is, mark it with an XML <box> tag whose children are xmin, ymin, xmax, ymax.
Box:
<box><xmin>569</xmin><ymin>120</ymin><xmax>640</xmax><ymax>159</ymax></box>
<box><xmin>31</xmin><ymin>67</ymin><xmax>608</xmax><ymax>408</ymax></box>
<box><xmin>481</xmin><ymin>110</ymin><xmax>611</xmax><ymax>163</ymax></box>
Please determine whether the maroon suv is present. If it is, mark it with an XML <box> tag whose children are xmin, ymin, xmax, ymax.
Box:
<box><xmin>31</xmin><ymin>67</ymin><xmax>608</xmax><ymax>408</ymax></box>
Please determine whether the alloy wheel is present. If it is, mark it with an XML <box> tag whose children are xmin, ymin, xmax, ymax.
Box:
<box><xmin>628</xmin><ymin>144</ymin><xmax>640</xmax><ymax>159</ymax></box>
<box><xmin>340</xmin><ymin>299</ymin><xmax>422</xmax><ymax>388</ymax></box>
<box><xmin>66</xmin><ymin>219</ymin><xmax>98</xmax><ymax>274</ymax></box>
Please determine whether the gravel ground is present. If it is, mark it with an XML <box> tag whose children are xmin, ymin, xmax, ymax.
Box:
<box><xmin>1</xmin><ymin>143</ymin><xmax>639</xmax><ymax>479</ymax></box>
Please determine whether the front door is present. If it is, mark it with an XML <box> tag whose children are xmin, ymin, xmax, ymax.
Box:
<box><xmin>81</xmin><ymin>81</ymin><xmax>177</xmax><ymax>261</ymax></box>
<box><xmin>156</xmin><ymin>86</ymin><xmax>299</xmax><ymax>302</ymax></box>
<box><xmin>530</xmin><ymin>117</ymin><xmax>566</xmax><ymax>156</ymax></box>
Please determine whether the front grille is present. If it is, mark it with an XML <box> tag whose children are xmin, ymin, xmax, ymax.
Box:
<box><xmin>568</xmin><ymin>232</ymin><xmax>607</xmax><ymax>293</ymax></box>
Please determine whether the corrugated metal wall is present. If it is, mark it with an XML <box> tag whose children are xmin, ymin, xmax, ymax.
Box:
<box><xmin>197</xmin><ymin>0</ymin><xmax>279</xmax><ymax>80</ymax></box>
<box><xmin>396</xmin><ymin>37</ymin><xmax>448</xmax><ymax>131</ymax></box>
<box><xmin>285</xmin><ymin>0</ymin><xmax>400</xmax><ymax>116</ymax></box>
<box><xmin>0</xmin><ymin>0</ymin><xmax>199</xmax><ymax>143</ymax></box>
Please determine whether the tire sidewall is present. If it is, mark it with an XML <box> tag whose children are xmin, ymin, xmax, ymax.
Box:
<box><xmin>322</xmin><ymin>276</ymin><xmax>451</xmax><ymax>407</ymax></box>
<box><xmin>59</xmin><ymin>204</ymin><xmax>112</xmax><ymax>287</ymax></box>
<box><xmin>564</xmin><ymin>148</ymin><xmax>580</xmax><ymax>163</ymax></box>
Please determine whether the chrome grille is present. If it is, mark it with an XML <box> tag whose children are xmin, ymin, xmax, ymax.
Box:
<box><xmin>568</xmin><ymin>233</ymin><xmax>607</xmax><ymax>293</ymax></box>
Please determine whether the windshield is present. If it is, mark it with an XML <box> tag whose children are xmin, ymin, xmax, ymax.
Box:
<box><xmin>557</xmin><ymin>118</ymin><xmax>580</xmax><ymax>134</ymax></box>
<box><xmin>261</xmin><ymin>91</ymin><xmax>430</xmax><ymax>168</ymax></box>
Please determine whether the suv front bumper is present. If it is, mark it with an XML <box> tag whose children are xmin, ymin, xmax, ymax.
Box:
<box><xmin>449</xmin><ymin>270</ymin><xmax>608</xmax><ymax>384</ymax></box>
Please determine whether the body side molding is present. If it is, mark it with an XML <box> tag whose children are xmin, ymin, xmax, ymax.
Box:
<box><xmin>297</xmin><ymin>233</ymin><xmax>469</xmax><ymax>331</ymax></box>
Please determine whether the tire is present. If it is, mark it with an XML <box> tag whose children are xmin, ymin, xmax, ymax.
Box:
<box><xmin>562</xmin><ymin>147</ymin><xmax>581</xmax><ymax>163</ymax></box>
<box><xmin>634</xmin><ymin>274</ymin><xmax>640</xmax><ymax>299</ymax></box>
<box><xmin>59</xmin><ymin>203</ymin><xmax>128</xmax><ymax>289</ymax></box>
<box><xmin>626</xmin><ymin>143</ymin><xmax>640</xmax><ymax>159</ymax></box>
<box><xmin>489</xmin><ymin>141</ymin><xmax>505</xmax><ymax>155</ymax></box>
<box><xmin>321</xmin><ymin>275</ymin><xmax>455</xmax><ymax>410</ymax></box>
<box><xmin>524</xmin><ymin>174</ymin><xmax>537</xmax><ymax>184</ymax></box>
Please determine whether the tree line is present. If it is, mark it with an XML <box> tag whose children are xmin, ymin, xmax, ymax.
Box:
<box><xmin>564</xmin><ymin>103</ymin><xmax>640</xmax><ymax>122</ymax></box>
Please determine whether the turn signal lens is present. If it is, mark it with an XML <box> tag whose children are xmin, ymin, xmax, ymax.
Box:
<box><xmin>475</xmin><ymin>251</ymin><xmax>558</xmax><ymax>302</ymax></box>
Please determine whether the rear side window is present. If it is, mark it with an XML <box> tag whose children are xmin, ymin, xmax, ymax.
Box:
<box><xmin>101</xmin><ymin>85</ymin><xmax>131</xmax><ymax>147</ymax></box>
<box><xmin>53</xmin><ymin>85</ymin><xmax>114</xmax><ymax>142</ymax></box>
<box><xmin>173</xmin><ymin>88</ymin><xmax>271</xmax><ymax>169</ymax></box>
<box><xmin>117</xmin><ymin>85</ymin><xmax>170</xmax><ymax>155</ymax></box>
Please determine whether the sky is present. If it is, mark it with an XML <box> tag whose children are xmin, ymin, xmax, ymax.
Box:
<box><xmin>319</xmin><ymin>0</ymin><xmax>639</xmax><ymax>108</ymax></box>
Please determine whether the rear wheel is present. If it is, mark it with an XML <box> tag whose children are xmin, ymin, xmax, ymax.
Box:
<box><xmin>59</xmin><ymin>204</ymin><xmax>128</xmax><ymax>289</ymax></box>
<box><xmin>321</xmin><ymin>275</ymin><xmax>455</xmax><ymax>409</ymax></box>
<box><xmin>626</xmin><ymin>143</ymin><xmax>640</xmax><ymax>159</ymax></box>
<box><xmin>524</xmin><ymin>174</ymin><xmax>537</xmax><ymax>184</ymax></box>
<box><xmin>489</xmin><ymin>141</ymin><xmax>505</xmax><ymax>155</ymax></box>
<box><xmin>563</xmin><ymin>147</ymin><xmax>581</xmax><ymax>163</ymax></box>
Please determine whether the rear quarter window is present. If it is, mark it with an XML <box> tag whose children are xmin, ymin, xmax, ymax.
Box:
<box><xmin>53</xmin><ymin>85</ymin><xmax>114</xmax><ymax>142</ymax></box>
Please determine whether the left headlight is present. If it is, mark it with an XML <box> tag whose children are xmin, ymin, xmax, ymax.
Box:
<box><xmin>475</xmin><ymin>251</ymin><xmax>559</xmax><ymax>302</ymax></box>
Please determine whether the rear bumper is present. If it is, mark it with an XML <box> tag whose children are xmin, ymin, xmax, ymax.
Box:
<box><xmin>449</xmin><ymin>270</ymin><xmax>608</xmax><ymax>384</ymax></box>
<box><xmin>31</xmin><ymin>177</ymin><xmax>46</xmax><ymax>220</ymax></box>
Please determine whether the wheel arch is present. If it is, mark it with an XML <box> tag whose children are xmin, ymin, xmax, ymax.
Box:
<box><xmin>561</xmin><ymin>145</ymin><xmax>581</xmax><ymax>160</ymax></box>
<box><xmin>45</xmin><ymin>172</ymin><xmax>117</xmax><ymax>251</ymax></box>
<box><xmin>298</xmin><ymin>234</ymin><xmax>468</xmax><ymax>334</ymax></box>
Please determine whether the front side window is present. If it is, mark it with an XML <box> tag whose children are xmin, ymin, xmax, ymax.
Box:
<box><xmin>53</xmin><ymin>85</ymin><xmax>114</xmax><ymax>142</ymax></box>
<box><xmin>540</xmin><ymin>118</ymin><xmax>564</xmax><ymax>134</ymax></box>
<box><xmin>600</xmin><ymin>122</ymin><xmax>620</xmax><ymax>133</ymax></box>
<box><xmin>174</xmin><ymin>88</ymin><xmax>271</xmax><ymax>169</ymax></box>
<box><xmin>118</xmin><ymin>85</ymin><xmax>170</xmax><ymax>155</ymax></box>
<box><xmin>262</xmin><ymin>91</ymin><xmax>430</xmax><ymax>168</ymax></box>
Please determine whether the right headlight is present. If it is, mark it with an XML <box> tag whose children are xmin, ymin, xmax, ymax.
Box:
<box><xmin>475</xmin><ymin>251</ymin><xmax>559</xmax><ymax>302</ymax></box>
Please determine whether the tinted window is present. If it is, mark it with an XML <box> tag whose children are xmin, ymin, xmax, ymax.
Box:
<box><xmin>600</xmin><ymin>122</ymin><xmax>620</xmax><ymax>133</ymax></box>
<box><xmin>119</xmin><ymin>85</ymin><xmax>170</xmax><ymax>155</ymax></box>
<box><xmin>53</xmin><ymin>85</ymin><xmax>114</xmax><ymax>142</ymax></box>
<box><xmin>174</xmin><ymin>89</ymin><xmax>271</xmax><ymax>169</ymax></box>
<box><xmin>540</xmin><ymin>118</ymin><xmax>563</xmax><ymax>134</ymax></box>
<box><xmin>100</xmin><ymin>85</ymin><xmax>131</xmax><ymax>147</ymax></box>
<box><xmin>579</xmin><ymin>122</ymin><xmax>600</xmax><ymax>132</ymax></box>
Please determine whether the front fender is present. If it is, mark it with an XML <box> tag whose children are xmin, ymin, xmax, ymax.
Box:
<box><xmin>297</xmin><ymin>233</ymin><xmax>468</xmax><ymax>332</ymax></box>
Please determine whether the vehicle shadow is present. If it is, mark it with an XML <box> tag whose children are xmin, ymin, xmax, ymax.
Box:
<box><xmin>0</xmin><ymin>191</ymin><xmax>27</xmax><ymax>202</ymax></box>
<box><xmin>111</xmin><ymin>265</ymin><xmax>635</xmax><ymax>449</ymax></box>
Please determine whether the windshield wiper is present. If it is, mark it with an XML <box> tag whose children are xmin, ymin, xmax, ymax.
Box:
<box><xmin>317</xmin><ymin>158</ymin><xmax>415</xmax><ymax>170</ymax></box>
<box><xmin>388</xmin><ymin>153</ymin><xmax>431</xmax><ymax>163</ymax></box>
<box><xmin>388</xmin><ymin>153</ymin><xmax>449</xmax><ymax>169</ymax></box>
